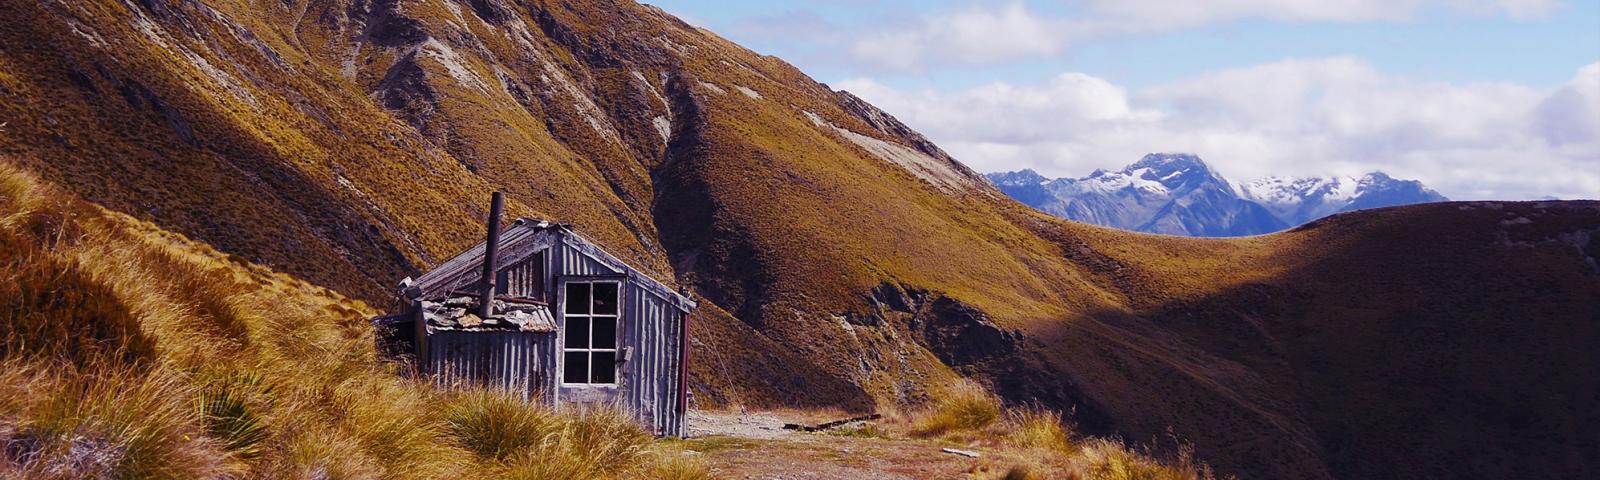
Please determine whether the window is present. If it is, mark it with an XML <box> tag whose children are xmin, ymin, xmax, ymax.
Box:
<box><xmin>562</xmin><ymin>281</ymin><xmax>619</xmax><ymax>385</ymax></box>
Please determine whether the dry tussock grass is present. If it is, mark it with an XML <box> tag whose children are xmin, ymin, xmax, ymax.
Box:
<box><xmin>911</xmin><ymin>379</ymin><xmax>1003</xmax><ymax>437</ymax></box>
<box><xmin>884</xmin><ymin>379</ymin><xmax>1218</xmax><ymax>480</ymax></box>
<box><xmin>0</xmin><ymin>162</ymin><xmax>690</xmax><ymax>479</ymax></box>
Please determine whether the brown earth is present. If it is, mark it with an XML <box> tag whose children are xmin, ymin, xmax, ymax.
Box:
<box><xmin>683</xmin><ymin>410</ymin><xmax>1062</xmax><ymax>479</ymax></box>
<box><xmin>1</xmin><ymin>1</ymin><xmax>1596</xmax><ymax>478</ymax></box>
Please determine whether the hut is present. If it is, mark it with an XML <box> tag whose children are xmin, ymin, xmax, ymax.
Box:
<box><xmin>375</xmin><ymin>193</ymin><xmax>695</xmax><ymax>436</ymax></box>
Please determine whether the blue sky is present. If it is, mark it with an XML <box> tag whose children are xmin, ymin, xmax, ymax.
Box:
<box><xmin>649</xmin><ymin>1</ymin><xmax>1600</xmax><ymax>199</ymax></box>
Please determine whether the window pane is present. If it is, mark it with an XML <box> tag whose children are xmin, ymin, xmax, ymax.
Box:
<box><xmin>593</xmin><ymin>283</ymin><xmax>618</xmax><ymax>315</ymax></box>
<box><xmin>592</xmin><ymin>318</ymin><xmax>616</xmax><ymax>349</ymax></box>
<box><xmin>563</xmin><ymin>352</ymin><xmax>588</xmax><ymax>384</ymax></box>
<box><xmin>564</xmin><ymin>317</ymin><xmax>590</xmax><ymax>349</ymax></box>
<box><xmin>565</xmin><ymin>283</ymin><xmax>590</xmax><ymax>314</ymax></box>
<box><xmin>590</xmin><ymin>352</ymin><xmax>616</xmax><ymax>384</ymax></box>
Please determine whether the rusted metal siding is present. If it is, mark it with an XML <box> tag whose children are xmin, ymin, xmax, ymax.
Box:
<box><xmin>427</xmin><ymin>331</ymin><xmax>557</xmax><ymax>402</ymax></box>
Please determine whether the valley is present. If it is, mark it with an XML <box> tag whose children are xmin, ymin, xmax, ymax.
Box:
<box><xmin>0</xmin><ymin>0</ymin><xmax>1595</xmax><ymax>478</ymax></box>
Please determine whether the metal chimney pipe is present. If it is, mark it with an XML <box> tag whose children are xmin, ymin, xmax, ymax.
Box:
<box><xmin>478</xmin><ymin>191</ymin><xmax>505</xmax><ymax>318</ymax></box>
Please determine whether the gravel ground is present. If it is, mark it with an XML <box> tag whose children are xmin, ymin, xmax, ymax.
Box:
<box><xmin>682</xmin><ymin>410</ymin><xmax>1029</xmax><ymax>480</ymax></box>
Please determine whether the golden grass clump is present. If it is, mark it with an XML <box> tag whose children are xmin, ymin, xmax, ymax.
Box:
<box><xmin>887</xmin><ymin>379</ymin><xmax>1215</xmax><ymax>479</ymax></box>
<box><xmin>0</xmin><ymin>162</ymin><xmax>685</xmax><ymax>479</ymax></box>
<box><xmin>0</xmin><ymin>360</ymin><xmax>240</xmax><ymax>479</ymax></box>
<box><xmin>644</xmin><ymin>444</ymin><xmax>714</xmax><ymax>480</ymax></box>
<box><xmin>484</xmin><ymin>405</ymin><xmax>653</xmax><ymax>479</ymax></box>
<box><xmin>1005</xmin><ymin>408</ymin><xmax>1074</xmax><ymax>453</ymax></box>
<box><xmin>445</xmin><ymin>388</ymin><xmax>561</xmax><ymax>461</ymax></box>
<box><xmin>1077</xmin><ymin>438</ymin><xmax>1214</xmax><ymax>480</ymax></box>
<box><xmin>912</xmin><ymin>379</ymin><xmax>1002</xmax><ymax>437</ymax></box>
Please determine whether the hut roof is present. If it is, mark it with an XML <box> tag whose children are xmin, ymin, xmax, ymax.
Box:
<box><xmin>406</xmin><ymin>218</ymin><xmax>696</xmax><ymax>312</ymax></box>
<box><xmin>421</xmin><ymin>296</ymin><xmax>556</xmax><ymax>333</ymax></box>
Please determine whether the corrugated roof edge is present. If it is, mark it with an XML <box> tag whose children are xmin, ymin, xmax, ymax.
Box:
<box><xmin>408</xmin><ymin>218</ymin><xmax>696</xmax><ymax>313</ymax></box>
<box><xmin>553</xmin><ymin>224</ymin><xmax>698</xmax><ymax>312</ymax></box>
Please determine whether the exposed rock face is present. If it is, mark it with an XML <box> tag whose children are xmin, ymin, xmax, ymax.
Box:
<box><xmin>2</xmin><ymin>2</ymin><xmax>1595</xmax><ymax>479</ymax></box>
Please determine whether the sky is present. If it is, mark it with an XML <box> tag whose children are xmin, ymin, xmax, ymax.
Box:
<box><xmin>648</xmin><ymin>0</ymin><xmax>1600</xmax><ymax>200</ymax></box>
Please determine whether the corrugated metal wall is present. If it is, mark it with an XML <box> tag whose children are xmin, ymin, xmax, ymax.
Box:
<box><xmin>427</xmin><ymin>331</ymin><xmax>557</xmax><ymax>402</ymax></box>
<box><xmin>498</xmin><ymin>256</ymin><xmax>544</xmax><ymax>298</ymax></box>
<box><xmin>549</xmin><ymin>235</ymin><xmax>687</xmax><ymax>436</ymax></box>
<box><xmin>619</xmin><ymin>284</ymin><xmax>685</xmax><ymax>436</ymax></box>
<box><xmin>423</xmin><ymin>228</ymin><xmax>689</xmax><ymax>437</ymax></box>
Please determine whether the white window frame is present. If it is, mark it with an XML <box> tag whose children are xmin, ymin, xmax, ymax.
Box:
<box><xmin>561</xmin><ymin>279</ymin><xmax>621</xmax><ymax>386</ymax></box>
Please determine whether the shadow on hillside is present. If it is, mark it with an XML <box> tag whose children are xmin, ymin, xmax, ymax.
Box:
<box><xmin>1010</xmin><ymin>201</ymin><xmax>1600</xmax><ymax>480</ymax></box>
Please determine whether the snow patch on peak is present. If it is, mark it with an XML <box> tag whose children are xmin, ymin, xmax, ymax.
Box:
<box><xmin>1241</xmin><ymin>171</ymin><xmax>1446</xmax><ymax>224</ymax></box>
<box><xmin>985</xmin><ymin>169</ymin><xmax>1048</xmax><ymax>187</ymax></box>
<box><xmin>987</xmin><ymin>158</ymin><xmax>1448</xmax><ymax>237</ymax></box>
<box><xmin>1132</xmin><ymin>153</ymin><xmax>1208</xmax><ymax>171</ymax></box>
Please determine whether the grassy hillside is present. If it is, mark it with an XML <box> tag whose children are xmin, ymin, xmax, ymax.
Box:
<box><xmin>0</xmin><ymin>158</ymin><xmax>1216</xmax><ymax>480</ymax></box>
<box><xmin>0</xmin><ymin>0</ymin><xmax>1090</xmax><ymax>416</ymax></box>
<box><xmin>0</xmin><ymin>162</ymin><xmax>713</xmax><ymax>478</ymax></box>
<box><xmin>1</xmin><ymin>0</ymin><xmax>1595</xmax><ymax>478</ymax></box>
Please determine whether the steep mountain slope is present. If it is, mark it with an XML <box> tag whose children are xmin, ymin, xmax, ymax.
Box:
<box><xmin>1</xmin><ymin>1</ymin><xmax>1596</xmax><ymax>478</ymax></box>
<box><xmin>1241</xmin><ymin>172</ymin><xmax>1450</xmax><ymax>225</ymax></box>
<box><xmin>987</xmin><ymin>154</ymin><xmax>1288</xmax><ymax>236</ymax></box>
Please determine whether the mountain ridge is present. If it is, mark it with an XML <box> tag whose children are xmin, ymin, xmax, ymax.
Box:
<box><xmin>987</xmin><ymin>153</ymin><xmax>1449</xmax><ymax>236</ymax></box>
<box><xmin>1</xmin><ymin>1</ymin><xmax>1595</xmax><ymax>478</ymax></box>
<box><xmin>1241</xmin><ymin>171</ymin><xmax>1449</xmax><ymax>225</ymax></box>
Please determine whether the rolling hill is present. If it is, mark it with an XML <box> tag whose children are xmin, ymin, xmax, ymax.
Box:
<box><xmin>1</xmin><ymin>0</ymin><xmax>1595</xmax><ymax>478</ymax></box>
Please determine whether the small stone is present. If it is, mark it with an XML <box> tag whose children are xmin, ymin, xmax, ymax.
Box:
<box><xmin>503</xmin><ymin>309</ymin><xmax>532</xmax><ymax>325</ymax></box>
<box><xmin>425</xmin><ymin>315</ymin><xmax>457</xmax><ymax>328</ymax></box>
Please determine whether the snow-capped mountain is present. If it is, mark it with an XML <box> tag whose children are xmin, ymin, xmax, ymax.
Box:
<box><xmin>988</xmin><ymin>153</ymin><xmax>1288</xmax><ymax>237</ymax></box>
<box><xmin>1240</xmin><ymin>173</ymin><xmax>1449</xmax><ymax>226</ymax></box>
<box><xmin>987</xmin><ymin>154</ymin><xmax>1448</xmax><ymax>237</ymax></box>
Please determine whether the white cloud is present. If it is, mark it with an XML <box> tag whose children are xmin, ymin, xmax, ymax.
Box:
<box><xmin>1078</xmin><ymin>0</ymin><xmax>1563</xmax><ymax>27</ymax></box>
<box><xmin>851</xmin><ymin>2</ymin><xmax>1067</xmax><ymax>72</ymax></box>
<box><xmin>1079</xmin><ymin>0</ymin><xmax>1423</xmax><ymax>27</ymax></box>
<box><xmin>843</xmin><ymin>0</ymin><xmax>1566</xmax><ymax>71</ymax></box>
<box><xmin>839</xmin><ymin>59</ymin><xmax>1600</xmax><ymax>200</ymax></box>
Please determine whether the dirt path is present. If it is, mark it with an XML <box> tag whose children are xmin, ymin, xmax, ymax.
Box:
<box><xmin>681</xmin><ymin>411</ymin><xmax>1029</xmax><ymax>479</ymax></box>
